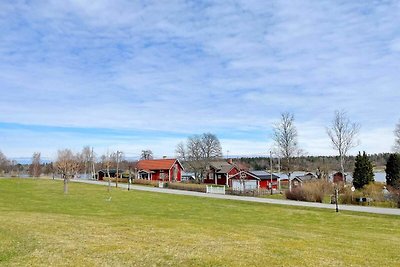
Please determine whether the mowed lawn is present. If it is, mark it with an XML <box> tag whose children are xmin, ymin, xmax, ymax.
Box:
<box><xmin>0</xmin><ymin>179</ymin><xmax>399</xmax><ymax>266</ymax></box>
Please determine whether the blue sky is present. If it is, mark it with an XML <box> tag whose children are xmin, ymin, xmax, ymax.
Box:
<box><xmin>1</xmin><ymin>0</ymin><xmax>400</xmax><ymax>161</ymax></box>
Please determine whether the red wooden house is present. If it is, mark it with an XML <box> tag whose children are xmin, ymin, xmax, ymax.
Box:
<box><xmin>204</xmin><ymin>160</ymin><xmax>240</xmax><ymax>186</ymax></box>
<box><xmin>136</xmin><ymin>159</ymin><xmax>184</xmax><ymax>182</ymax></box>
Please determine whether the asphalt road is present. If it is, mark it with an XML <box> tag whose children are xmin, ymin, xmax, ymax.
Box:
<box><xmin>70</xmin><ymin>179</ymin><xmax>400</xmax><ymax>216</ymax></box>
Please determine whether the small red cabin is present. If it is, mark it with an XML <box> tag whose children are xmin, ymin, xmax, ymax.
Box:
<box><xmin>333</xmin><ymin>172</ymin><xmax>345</xmax><ymax>183</ymax></box>
<box><xmin>136</xmin><ymin>159</ymin><xmax>184</xmax><ymax>182</ymax></box>
<box><xmin>204</xmin><ymin>160</ymin><xmax>240</xmax><ymax>186</ymax></box>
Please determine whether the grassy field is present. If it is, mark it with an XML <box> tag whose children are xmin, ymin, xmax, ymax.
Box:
<box><xmin>0</xmin><ymin>178</ymin><xmax>399</xmax><ymax>266</ymax></box>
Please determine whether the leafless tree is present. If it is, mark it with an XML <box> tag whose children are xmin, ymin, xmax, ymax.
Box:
<box><xmin>29</xmin><ymin>152</ymin><xmax>42</xmax><ymax>177</ymax></box>
<box><xmin>115</xmin><ymin>151</ymin><xmax>123</xmax><ymax>188</ymax></box>
<box><xmin>176</xmin><ymin>133</ymin><xmax>222</xmax><ymax>182</ymax></box>
<box><xmin>175</xmin><ymin>142</ymin><xmax>186</xmax><ymax>160</ymax></box>
<box><xmin>43</xmin><ymin>162</ymin><xmax>54</xmax><ymax>178</ymax></box>
<box><xmin>102</xmin><ymin>151</ymin><xmax>117</xmax><ymax>192</ymax></box>
<box><xmin>394</xmin><ymin>120</ymin><xmax>400</xmax><ymax>153</ymax></box>
<box><xmin>326</xmin><ymin>110</ymin><xmax>360</xmax><ymax>183</ymax></box>
<box><xmin>140</xmin><ymin>149</ymin><xmax>153</xmax><ymax>160</ymax></box>
<box><xmin>0</xmin><ymin>150</ymin><xmax>10</xmax><ymax>176</ymax></box>
<box><xmin>81</xmin><ymin>146</ymin><xmax>92</xmax><ymax>178</ymax></box>
<box><xmin>272</xmin><ymin>112</ymin><xmax>299</xmax><ymax>191</ymax></box>
<box><xmin>55</xmin><ymin>149</ymin><xmax>80</xmax><ymax>194</ymax></box>
<box><xmin>201</xmin><ymin>133</ymin><xmax>223</xmax><ymax>160</ymax></box>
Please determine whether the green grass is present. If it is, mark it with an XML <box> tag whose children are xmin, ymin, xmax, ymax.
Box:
<box><xmin>0</xmin><ymin>178</ymin><xmax>399</xmax><ymax>266</ymax></box>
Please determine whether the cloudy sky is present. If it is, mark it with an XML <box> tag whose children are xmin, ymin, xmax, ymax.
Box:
<box><xmin>1</xmin><ymin>0</ymin><xmax>399</xmax><ymax>160</ymax></box>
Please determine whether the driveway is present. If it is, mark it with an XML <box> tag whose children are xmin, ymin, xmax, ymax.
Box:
<box><xmin>70</xmin><ymin>179</ymin><xmax>400</xmax><ymax>216</ymax></box>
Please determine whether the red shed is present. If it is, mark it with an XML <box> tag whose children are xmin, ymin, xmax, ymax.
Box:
<box><xmin>136</xmin><ymin>158</ymin><xmax>184</xmax><ymax>182</ymax></box>
<box><xmin>229</xmin><ymin>170</ymin><xmax>279</xmax><ymax>190</ymax></box>
<box><xmin>333</xmin><ymin>172</ymin><xmax>345</xmax><ymax>184</ymax></box>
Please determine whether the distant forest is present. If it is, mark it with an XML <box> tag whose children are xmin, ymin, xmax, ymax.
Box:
<box><xmin>235</xmin><ymin>153</ymin><xmax>391</xmax><ymax>173</ymax></box>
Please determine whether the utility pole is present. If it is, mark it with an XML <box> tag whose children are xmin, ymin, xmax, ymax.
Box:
<box><xmin>277</xmin><ymin>155</ymin><xmax>281</xmax><ymax>191</ymax></box>
<box><xmin>107</xmin><ymin>150</ymin><xmax>111</xmax><ymax>192</ymax></box>
<box><xmin>90</xmin><ymin>147</ymin><xmax>96</xmax><ymax>180</ymax></box>
<box><xmin>270</xmin><ymin>151</ymin><xmax>273</xmax><ymax>195</ymax></box>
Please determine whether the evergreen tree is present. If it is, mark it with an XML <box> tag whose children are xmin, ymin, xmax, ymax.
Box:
<box><xmin>386</xmin><ymin>153</ymin><xmax>400</xmax><ymax>189</ymax></box>
<box><xmin>353</xmin><ymin>151</ymin><xmax>374</xmax><ymax>189</ymax></box>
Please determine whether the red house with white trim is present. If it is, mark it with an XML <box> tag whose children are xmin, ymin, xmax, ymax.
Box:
<box><xmin>204</xmin><ymin>160</ymin><xmax>240</xmax><ymax>186</ymax></box>
<box><xmin>136</xmin><ymin>159</ymin><xmax>184</xmax><ymax>182</ymax></box>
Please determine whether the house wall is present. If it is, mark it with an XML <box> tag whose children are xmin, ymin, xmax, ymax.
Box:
<box><xmin>259</xmin><ymin>179</ymin><xmax>278</xmax><ymax>189</ymax></box>
<box><xmin>204</xmin><ymin>169</ymin><xmax>216</xmax><ymax>184</ymax></box>
<box><xmin>333</xmin><ymin>173</ymin><xmax>344</xmax><ymax>183</ymax></box>
<box><xmin>176</xmin><ymin>166</ymin><xmax>182</xmax><ymax>181</ymax></box>
<box><xmin>150</xmin><ymin>170</ymin><xmax>171</xmax><ymax>181</ymax></box>
<box><xmin>213</xmin><ymin>174</ymin><xmax>226</xmax><ymax>185</ymax></box>
<box><xmin>228</xmin><ymin>172</ymin><xmax>251</xmax><ymax>187</ymax></box>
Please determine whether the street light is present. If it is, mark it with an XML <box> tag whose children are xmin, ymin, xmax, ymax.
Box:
<box><xmin>335</xmin><ymin>185</ymin><xmax>339</xmax><ymax>212</ymax></box>
<box><xmin>128</xmin><ymin>166</ymin><xmax>131</xmax><ymax>191</ymax></box>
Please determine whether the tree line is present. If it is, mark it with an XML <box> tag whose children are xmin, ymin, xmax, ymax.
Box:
<box><xmin>0</xmin><ymin>111</ymin><xmax>399</xmax><ymax>192</ymax></box>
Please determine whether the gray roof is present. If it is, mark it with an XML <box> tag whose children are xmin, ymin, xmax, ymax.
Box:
<box><xmin>294</xmin><ymin>173</ymin><xmax>317</xmax><ymax>182</ymax></box>
<box><xmin>249</xmin><ymin>170</ymin><xmax>280</xmax><ymax>180</ymax></box>
<box><xmin>210</xmin><ymin>161</ymin><xmax>235</xmax><ymax>174</ymax></box>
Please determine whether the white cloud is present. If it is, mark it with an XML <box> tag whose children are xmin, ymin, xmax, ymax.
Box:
<box><xmin>0</xmin><ymin>1</ymin><xmax>399</xmax><ymax>157</ymax></box>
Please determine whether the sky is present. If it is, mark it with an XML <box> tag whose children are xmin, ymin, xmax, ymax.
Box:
<box><xmin>0</xmin><ymin>0</ymin><xmax>400</xmax><ymax>161</ymax></box>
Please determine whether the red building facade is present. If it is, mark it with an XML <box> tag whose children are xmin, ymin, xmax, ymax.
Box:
<box><xmin>136</xmin><ymin>159</ymin><xmax>183</xmax><ymax>182</ymax></box>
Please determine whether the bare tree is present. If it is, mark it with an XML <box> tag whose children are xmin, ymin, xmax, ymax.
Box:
<box><xmin>55</xmin><ymin>149</ymin><xmax>80</xmax><ymax>194</ymax></box>
<box><xmin>175</xmin><ymin>142</ymin><xmax>186</xmax><ymax>160</ymax></box>
<box><xmin>90</xmin><ymin>147</ymin><xmax>96</xmax><ymax>180</ymax></box>
<box><xmin>81</xmin><ymin>146</ymin><xmax>92</xmax><ymax>178</ymax></box>
<box><xmin>29</xmin><ymin>152</ymin><xmax>41</xmax><ymax>177</ymax></box>
<box><xmin>394</xmin><ymin>120</ymin><xmax>400</xmax><ymax>153</ymax></box>
<box><xmin>141</xmin><ymin>149</ymin><xmax>153</xmax><ymax>160</ymax></box>
<box><xmin>102</xmin><ymin>151</ymin><xmax>116</xmax><ymax>192</ymax></box>
<box><xmin>115</xmin><ymin>151</ymin><xmax>123</xmax><ymax>188</ymax></box>
<box><xmin>201</xmin><ymin>133</ymin><xmax>223</xmax><ymax>160</ymax></box>
<box><xmin>176</xmin><ymin>133</ymin><xmax>222</xmax><ymax>182</ymax></box>
<box><xmin>43</xmin><ymin>162</ymin><xmax>54</xmax><ymax>178</ymax></box>
<box><xmin>326</xmin><ymin>110</ymin><xmax>360</xmax><ymax>183</ymax></box>
<box><xmin>0</xmin><ymin>150</ymin><xmax>10</xmax><ymax>176</ymax></box>
<box><xmin>272</xmin><ymin>112</ymin><xmax>298</xmax><ymax>191</ymax></box>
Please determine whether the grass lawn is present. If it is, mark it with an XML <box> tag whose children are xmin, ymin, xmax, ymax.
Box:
<box><xmin>0</xmin><ymin>178</ymin><xmax>399</xmax><ymax>266</ymax></box>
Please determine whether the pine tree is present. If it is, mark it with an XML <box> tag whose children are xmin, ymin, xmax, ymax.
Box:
<box><xmin>386</xmin><ymin>154</ymin><xmax>400</xmax><ymax>189</ymax></box>
<box><xmin>353</xmin><ymin>151</ymin><xmax>374</xmax><ymax>189</ymax></box>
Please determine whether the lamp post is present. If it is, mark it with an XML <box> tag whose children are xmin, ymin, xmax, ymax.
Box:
<box><xmin>128</xmin><ymin>166</ymin><xmax>131</xmax><ymax>191</ymax></box>
<box><xmin>335</xmin><ymin>185</ymin><xmax>339</xmax><ymax>212</ymax></box>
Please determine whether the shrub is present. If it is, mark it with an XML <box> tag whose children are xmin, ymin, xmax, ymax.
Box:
<box><xmin>285</xmin><ymin>187</ymin><xmax>307</xmax><ymax>201</ymax></box>
<box><xmin>131</xmin><ymin>179</ymin><xmax>159</xmax><ymax>187</ymax></box>
<box><xmin>387</xmin><ymin>186</ymin><xmax>400</xmax><ymax>208</ymax></box>
<box><xmin>103</xmin><ymin>177</ymin><xmax>129</xmax><ymax>183</ymax></box>
<box><xmin>339</xmin><ymin>187</ymin><xmax>362</xmax><ymax>205</ymax></box>
<box><xmin>285</xmin><ymin>180</ymin><xmax>333</xmax><ymax>203</ymax></box>
<box><xmin>226</xmin><ymin>188</ymin><xmax>269</xmax><ymax>197</ymax></box>
<box><xmin>363</xmin><ymin>183</ymin><xmax>385</xmax><ymax>202</ymax></box>
<box><xmin>165</xmin><ymin>182</ymin><xmax>207</xmax><ymax>193</ymax></box>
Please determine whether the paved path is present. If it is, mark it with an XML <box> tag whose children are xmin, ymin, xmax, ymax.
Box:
<box><xmin>70</xmin><ymin>179</ymin><xmax>400</xmax><ymax>216</ymax></box>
